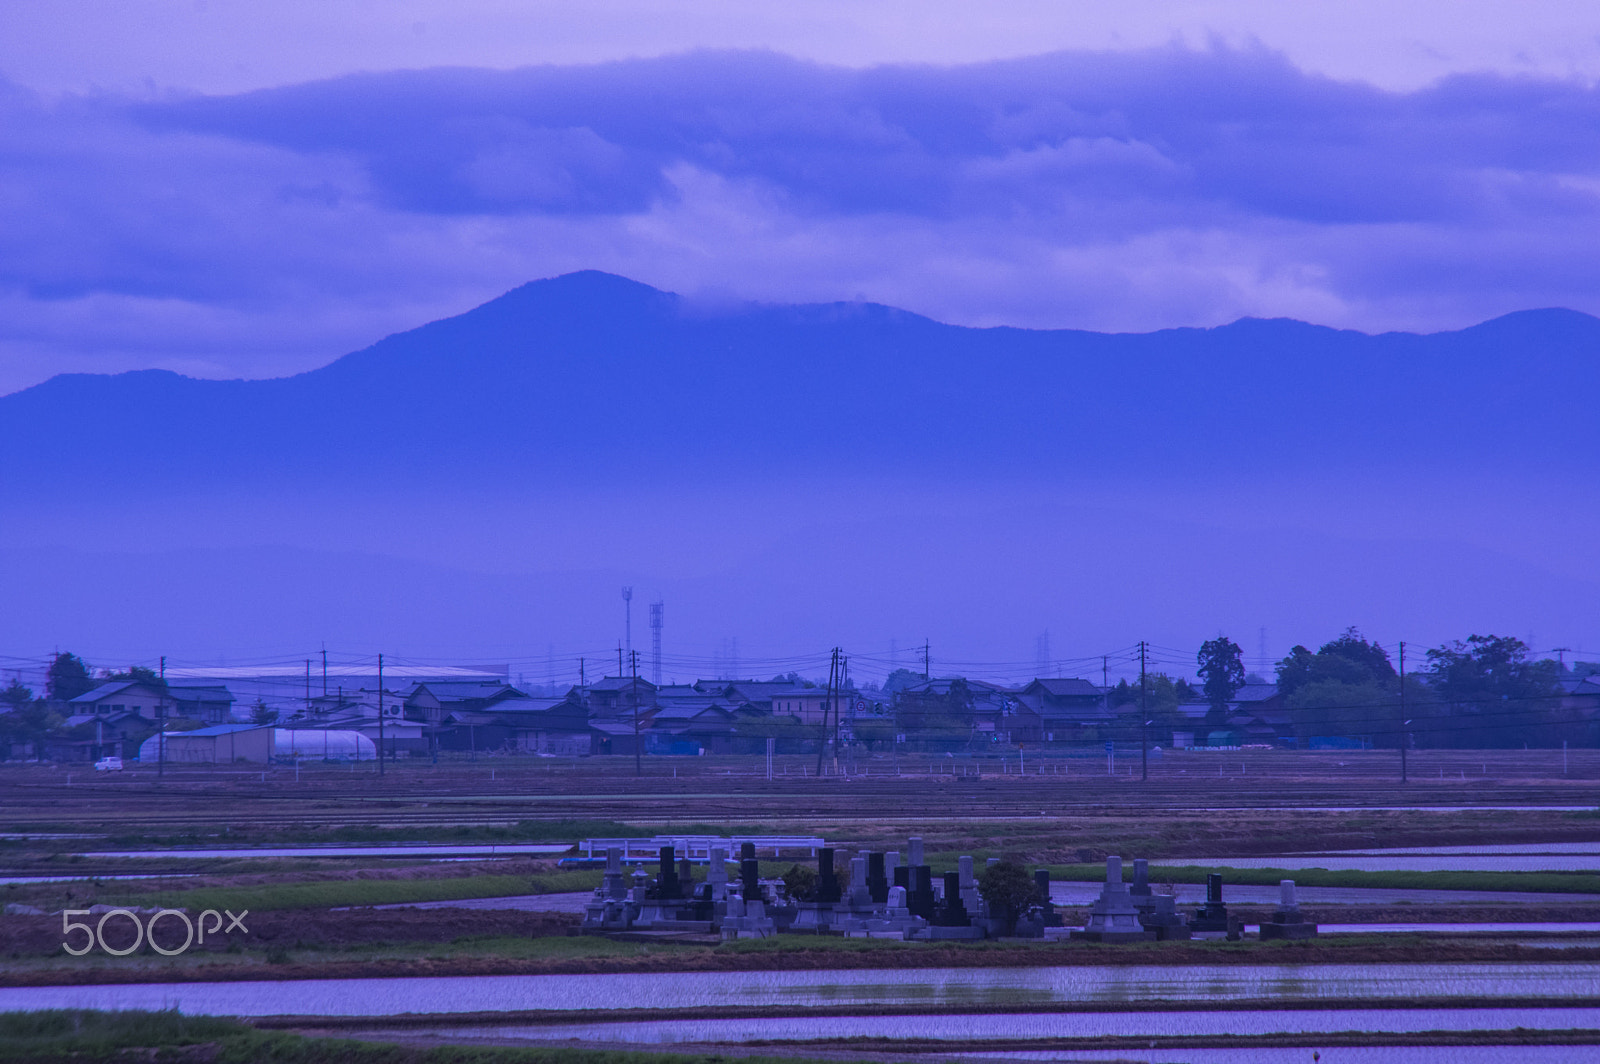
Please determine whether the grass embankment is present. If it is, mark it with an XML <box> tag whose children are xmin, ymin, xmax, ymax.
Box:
<box><xmin>1042</xmin><ymin>863</ymin><xmax>1600</xmax><ymax>895</ymax></box>
<box><xmin>0</xmin><ymin>1010</ymin><xmax>824</xmax><ymax>1064</ymax></box>
<box><xmin>5</xmin><ymin>1009</ymin><xmax>1600</xmax><ymax>1061</ymax></box>
<box><xmin>109</xmin><ymin>818</ymin><xmax>638</xmax><ymax>849</ymax></box>
<box><xmin>113</xmin><ymin>869</ymin><xmax>605</xmax><ymax>913</ymax></box>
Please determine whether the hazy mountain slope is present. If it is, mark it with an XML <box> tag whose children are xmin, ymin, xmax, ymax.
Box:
<box><xmin>3</xmin><ymin>271</ymin><xmax>1596</xmax><ymax>495</ymax></box>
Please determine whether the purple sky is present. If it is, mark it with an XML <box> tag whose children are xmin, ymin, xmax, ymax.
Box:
<box><xmin>1</xmin><ymin>4</ymin><xmax>1596</xmax><ymax>673</ymax></box>
<box><xmin>2</xmin><ymin>3</ymin><xmax>1599</xmax><ymax>394</ymax></box>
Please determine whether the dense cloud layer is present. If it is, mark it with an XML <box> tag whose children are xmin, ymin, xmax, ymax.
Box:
<box><xmin>2</xmin><ymin>46</ymin><xmax>1599</xmax><ymax>392</ymax></box>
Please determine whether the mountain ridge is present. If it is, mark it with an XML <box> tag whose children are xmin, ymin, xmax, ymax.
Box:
<box><xmin>2</xmin><ymin>271</ymin><xmax>1596</xmax><ymax>496</ymax></box>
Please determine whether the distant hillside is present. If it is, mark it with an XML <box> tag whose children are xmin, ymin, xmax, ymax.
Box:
<box><xmin>3</xmin><ymin>271</ymin><xmax>1596</xmax><ymax>494</ymax></box>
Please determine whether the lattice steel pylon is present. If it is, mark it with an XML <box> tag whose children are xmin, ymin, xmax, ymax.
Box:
<box><xmin>649</xmin><ymin>600</ymin><xmax>663</xmax><ymax>685</ymax></box>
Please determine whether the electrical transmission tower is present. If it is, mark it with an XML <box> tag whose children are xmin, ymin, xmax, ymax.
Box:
<box><xmin>621</xmin><ymin>586</ymin><xmax>633</xmax><ymax>666</ymax></box>
<box><xmin>649</xmin><ymin>600</ymin><xmax>663</xmax><ymax>685</ymax></box>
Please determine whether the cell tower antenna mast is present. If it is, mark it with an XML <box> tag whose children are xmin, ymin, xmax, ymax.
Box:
<box><xmin>621</xmin><ymin>586</ymin><xmax>633</xmax><ymax>664</ymax></box>
<box><xmin>649</xmin><ymin>601</ymin><xmax>663</xmax><ymax>685</ymax></box>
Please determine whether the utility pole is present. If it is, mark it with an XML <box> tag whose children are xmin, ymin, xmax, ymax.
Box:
<box><xmin>579</xmin><ymin>658</ymin><xmax>586</xmax><ymax>686</ymax></box>
<box><xmin>617</xmin><ymin>642</ymin><xmax>623</xmax><ymax>678</ymax></box>
<box><xmin>816</xmin><ymin>648</ymin><xmax>839</xmax><ymax>777</ymax></box>
<box><xmin>1139</xmin><ymin>641</ymin><xmax>1149</xmax><ymax>782</ymax></box>
<box><xmin>159</xmin><ymin>655</ymin><xmax>165</xmax><ymax>680</ymax></box>
<box><xmin>1398</xmin><ymin>640</ymin><xmax>1407</xmax><ymax>784</ymax></box>
<box><xmin>630</xmin><ymin>649</ymin><xmax>641</xmax><ymax>776</ymax></box>
<box><xmin>922</xmin><ymin>640</ymin><xmax>930</xmax><ymax>680</ymax></box>
<box><xmin>321</xmin><ymin>647</ymin><xmax>328</xmax><ymax>697</ymax></box>
<box><xmin>377</xmin><ymin>653</ymin><xmax>385</xmax><ymax>777</ymax></box>
<box><xmin>834</xmin><ymin>650</ymin><xmax>845</xmax><ymax>752</ymax></box>
<box><xmin>304</xmin><ymin>659</ymin><xmax>311</xmax><ymax>718</ymax></box>
<box><xmin>1554</xmin><ymin>647</ymin><xmax>1572</xmax><ymax>674</ymax></box>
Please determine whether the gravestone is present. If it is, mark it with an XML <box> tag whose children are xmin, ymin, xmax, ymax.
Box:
<box><xmin>604</xmin><ymin>847</ymin><xmax>628</xmax><ymax>899</ymax></box>
<box><xmin>867</xmin><ymin>852</ymin><xmax>889</xmax><ymax>903</ymax></box>
<box><xmin>1031</xmin><ymin>868</ymin><xmax>1064</xmax><ymax>931</ymax></box>
<box><xmin>849</xmin><ymin>856</ymin><xmax>872</xmax><ymax>907</ymax></box>
<box><xmin>1129</xmin><ymin>859</ymin><xmax>1153</xmax><ymax>906</ymax></box>
<box><xmin>1190</xmin><ymin>872</ymin><xmax>1230</xmax><ymax>934</ymax></box>
<box><xmin>740</xmin><ymin>857</ymin><xmax>762</xmax><ymax>903</ymax></box>
<box><xmin>1258</xmin><ymin>879</ymin><xmax>1318</xmax><ymax>940</ymax></box>
<box><xmin>657</xmin><ymin>846</ymin><xmax>681</xmax><ymax>900</ymax></box>
<box><xmin>579</xmin><ymin>846</ymin><xmax>638</xmax><ymax>931</ymax></box>
<box><xmin>708</xmin><ymin>847</ymin><xmax>729</xmax><ymax>891</ymax></box>
<box><xmin>958</xmin><ymin>855</ymin><xmax>982</xmax><ymax>916</ymax></box>
<box><xmin>1070</xmin><ymin>856</ymin><xmax>1155</xmax><ymax>943</ymax></box>
<box><xmin>907</xmin><ymin>865</ymin><xmax>938</xmax><ymax>921</ymax></box>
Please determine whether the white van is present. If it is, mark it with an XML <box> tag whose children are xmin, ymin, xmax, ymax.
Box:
<box><xmin>93</xmin><ymin>756</ymin><xmax>124</xmax><ymax>772</ymax></box>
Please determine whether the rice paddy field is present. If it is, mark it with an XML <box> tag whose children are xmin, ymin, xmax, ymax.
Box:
<box><xmin>4</xmin><ymin>747</ymin><xmax>1600</xmax><ymax>1061</ymax></box>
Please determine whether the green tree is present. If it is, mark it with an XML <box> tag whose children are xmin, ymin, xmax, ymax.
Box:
<box><xmin>104</xmin><ymin>665</ymin><xmax>166</xmax><ymax>687</ymax></box>
<box><xmin>0</xmin><ymin>701</ymin><xmax>64</xmax><ymax>760</ymax></box>
<box><xmin>780</xmin><ymin>863</ymin><xmax>818</xmax><ymax>901</ymax></box>
<box><xmin>1425</xmin><ymin>635</ymin><xmax>1560</xmax><ymax>747</ymax></box>
<box><xmin>851</xmin><ymin>717</ymin><xmax>896</xmax><ymax>747</ymax></box>
<box><xmin>1278</xmin><ymin>628</ymin><xmax>1396</xmax><ymax>699</ymax></box>
<box><xmin>1</xmin><ymin>678</ymin><xmax>33</xmax><ymax>709</ymax></box>
<box><xmin>882</xmin><ymin>669</ymin><xmax>924</xmax><ymax>696</ymax></box>
<box><xmin>977</xmin><ymin>860</ymin><xmax>1039</xmax><ymax>934</ymax></box>
<box><xmin>1107</xmin><ymin>672</ymin><xmax>1189</xmax><ymax>741</ymax></box>
<box><xmin>1276</xmin><ymin>629</ymin><xmax>1402</xmax><ymax>745</ymax></box>
<box><xmin>1197</xmin><ymin>637</ymin><xmax>1246</xmax><ymax>726</ymax></box>
<box><xmin>251</xmin><ymin>701</ymin><xmax>279</xmax><ymax>725</ymax></box>
<box><xmin>45</xmin><ymin>653</ymin><xmax>94</xmax><ymax>702</ymax></box>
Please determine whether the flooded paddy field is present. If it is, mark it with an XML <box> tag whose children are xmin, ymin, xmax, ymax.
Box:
<box><xmin>5</xmin><ymin>753</ymin><xmax>1600</xmax><ymax>1061</ymax></box>
<box><xmin>5</xmin><ymin>961</ymin><xmax>1599</xmax><ymax>1014</ymax></box>
<box><xmin>1188</xmin><ymin>854</ymin><xmax>1600</xmax><ymax>872</ymax></box>
<box><xmin>3</xmin><ymin>748</ymin><xmax>1600</xmax><ymax>843</ymax></box>
<box><xmin>342</xmin><ymin>1005</ymin><xmax>1600</xmax><ymax>1045</ymax></box>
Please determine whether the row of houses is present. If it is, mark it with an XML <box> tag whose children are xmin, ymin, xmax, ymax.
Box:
<box><xmin>32</xmin><ymin>669</ymin><xmax>1600</xmax><ymax>761</ymax></box>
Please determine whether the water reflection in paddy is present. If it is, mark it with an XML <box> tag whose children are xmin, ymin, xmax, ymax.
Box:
<box><xmin>407</xmin><ymin>1006</ymin><xmax>1600</xmax><ymax>1045</ymax></box>
<box><xmin>973</xmin><ymin>1050</ymin><xmax>1600</xmax><ymax>1063</ymax></box>
<box><xmin>3</xmin><ymin>963</ymin><xmax>1598</xmax><ymax>1016</ymax></box>
<box><xmin>1192</xmin><ymin>855</ymin><xmax>1600</xmax><ymax>872</ymax></box>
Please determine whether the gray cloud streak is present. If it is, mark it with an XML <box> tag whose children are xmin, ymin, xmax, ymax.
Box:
<box><xmin>2</xmin><ymin>46</ymin><xmax>1599</xmax><ymax>392</ymax></box>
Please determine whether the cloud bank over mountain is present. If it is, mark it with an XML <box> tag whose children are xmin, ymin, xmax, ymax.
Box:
<box><xmin>3</xmin><ymin>46</ymin><xmax>1600</xmax><ymax>392</ymax></box>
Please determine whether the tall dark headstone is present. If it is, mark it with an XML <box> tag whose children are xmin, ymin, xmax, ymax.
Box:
<box><xmin>907</xmin><ymin>865</ymin><xmax>937</xmax><ymax>920</ymax></box>
<box><xmin>678</xmin><ymin>858</ymin><xmax>694</xmax><ymax>891</ymax></box>
<box><xmin>938</xmin><ymin>871</ymin><xmax>971</xmax><ymax>926</ymax></box>
<box><xmin>1190</xmin><ymin>872</ymin><xmax>1229</xmax><ymax>933</ymax></box>
<box><xmin>893</xmin><ymin>865</ymin><xmax>910</xmax><ymax>890</ymax></box>
<box><xmin>817</xmin><ymin>847</ymin><xmax>841</xmax><ymax>904</ymax></box>
<box><xmin>657</xmin><ymin>845</ymin><xmax>680</xmax><ymax>899</ymax></box>
<box><xmin>867</xmin><ymin>852</ymin><xmax>889</xmax><ymax>903</ymax></box>
<box><xmin>741</xmin><ymin>841</ymin><xmax>757</xmax><ymax>862</ymax></box>
<box><xmin>1034</xmin><ymin>869</ymin><xmax>1062</xmax><ymax>926</ymax></box>
<box><xmin>741</xmin><ymin>857</ymin><xmax>762</xmax><ymax>902</ymax></box>
<box><xmin>1129</xmin><ymin>858</ymin><xmax>1152</xmax><ymax>905</ymax></box>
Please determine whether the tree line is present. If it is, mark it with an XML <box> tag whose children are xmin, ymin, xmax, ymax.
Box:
<box><xmin>1125</xmin><ymin>629</ymin><xmax>1591</xmax><ymax>749</ymax></box>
